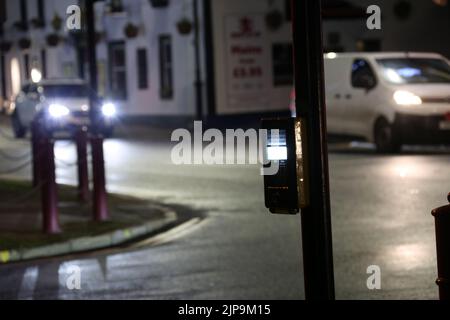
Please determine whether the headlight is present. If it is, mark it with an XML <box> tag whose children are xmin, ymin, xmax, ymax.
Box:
<box><xmin>48</xmin><ymin>104</ymin><xmax>70</xmax><ymax>118</ymax></box>
<box><xmin>393</xmin><ymin>90</ymin><xmax>422</xmax><ymax>106</ymax></box>
<box><xmin>102</xmin><ymin>103</ymin><xmax>116</xmax><ymax>117</ymax></box>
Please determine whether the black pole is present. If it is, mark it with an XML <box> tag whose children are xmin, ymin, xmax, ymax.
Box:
<box><xmin>85</xmin><ymin>0</ymin><xmax>109</xmax><ymax>221</ymax></box>
<box><xmin>431</xmin><ymin>193</ymin><xmax>450</xmax><ymax>300</ymax></box>
<box><xmin>193</xmin><ymin>0</ymin><xmax>203</xmax><ymax>120</ymax></box>
<box><xmin>291</xmin><ymin>0</ymin><xmax>335</xmax><ymax>300</ymax></box>
<box><xmin>0</xmin><ymin>4</ymin><xmax>6</xmax><ymax>102</ymax></box>
<box><xmin>85</xmin><ymin>0</ymin><xmax>98</xmax><ymax>121</ymax></box>
<box><xmin>202</xmin><ymin>0</ymin><xmax>216</xmax><ymax>118</ymax></box>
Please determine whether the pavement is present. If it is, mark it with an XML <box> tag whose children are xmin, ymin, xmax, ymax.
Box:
<box><xmin>0</xmin><ymin>180</ymin><xmax>181</xmax><ymax>263</ymax></box>
<box><xmin>0</xmin><ymin>115</ymin><xmax>450</xmax><ymax>299</ymax></box>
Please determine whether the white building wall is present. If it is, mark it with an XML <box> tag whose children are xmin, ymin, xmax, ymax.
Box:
<box><xmin>2</xmin><ymin>0</ymin><xmax>205</xmax><ymax>118</ymax></box>
<box><xmin>1</xmin><ymin>0</ymin><xmax>80</xmax><ymax>100</ymax></box>
<box><xmin>96</xmin><ymin>0</ymin><xmax>202</xmax><ymax>117</ymax></box>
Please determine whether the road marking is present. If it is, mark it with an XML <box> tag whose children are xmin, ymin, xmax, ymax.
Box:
<box><xmin>17</xmin><ymin>266</ymin><xmax>39</xmax><ymax>300</ymax></box>
<box><xmin>133</xmin><ymin>217</ymin><xmax>207</xmax><ymax>247</ymax></box>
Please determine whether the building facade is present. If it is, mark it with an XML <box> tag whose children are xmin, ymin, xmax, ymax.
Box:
<box><xmin>1</xmin><ymin>0</ymin><xmax>449</xmax><ymax>119</ymax></box>
<box><xmin>0</xmin><ymin>0</ymin><xmax>205</xmax><ymax>119</ymax></box>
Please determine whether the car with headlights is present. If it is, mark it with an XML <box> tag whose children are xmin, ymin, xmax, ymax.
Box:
<box><xmin>11</xmin><ymin>79</ymin><xmax>117</xmax><ymax>138</ymax></box>
<box><xmin>291</xmin><ymin>52</ymin><xmax>450</xmax><ymax>152</ymax></box>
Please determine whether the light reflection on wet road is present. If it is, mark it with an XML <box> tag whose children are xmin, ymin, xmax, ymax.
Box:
<box><xmin>0</xmin><ymin>126</ymin><xmax>449</xmax><ymax>299</ymax></box>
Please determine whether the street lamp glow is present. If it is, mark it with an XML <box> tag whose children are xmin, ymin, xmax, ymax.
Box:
<box><xmin>102</xmin><ymin>103</ymin><xmax>116</xmax><ymax>117</ymax></box>
<box><xmin>393</xmin><ymin>90</ymin><xmax>422</xmax><ymax>106</ymax></box>
<box><xmin>48</xmin><ymin>103</ymin><xmax>70</xmax><ymax>118</ymax></box>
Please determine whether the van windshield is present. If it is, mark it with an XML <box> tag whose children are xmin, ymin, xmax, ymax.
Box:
<box><xmin>376</xmin><ymin>58</ymin><xmax>450</xmax><ymax>84</ymax></box>
<box><xmin>42</xmin><ymin>84</ymin><xmax>88</xmax><ymax>98</ymax></box>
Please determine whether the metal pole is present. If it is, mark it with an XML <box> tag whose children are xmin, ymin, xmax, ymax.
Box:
<box><xmin>85</xmin><ymin>0</ymin><xmax>109</xmax><ymax>221</ymax></box>
<box><xmin>91</xmin><ymin>135</ymin><xmax>108</xmax><ymax>221</ymax></box>
<box><xmin>193</xmin><ymin>0</ymin><xmax>204</xmax><ymax>120</ymax></box>
<box><xmin>40</xmin><ymin>130</ymin><xmax>60</xmax><ymax>234</ymax></box>
<box><xmin>291</xmin><ymin>0</ymin><xmax>335</xmax><ymax>300</ymax></box>
<box><xmin>432</xmin><ymin>193</ymin><xmax>450</xmax><ymax>300</ymax></box>
<box><xmin>76</xmin><ymin>127</ymin><xmax>89</xmax><ymax>202</ymax></box>
<box><xmin>31</xmin><ymin>120</ymin><xmax>40</xmax><ymax>187</ymax></box>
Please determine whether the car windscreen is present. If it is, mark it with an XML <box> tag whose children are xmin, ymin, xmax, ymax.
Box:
<box><xmin>42</xmin><ymin>84</ymin><xmax>88</xmax><ymax>98</ymax></box>
<box><xmin>376</xmin><ymin>58</ymin><xmax>450</xmax><ymax>84</ymax></box>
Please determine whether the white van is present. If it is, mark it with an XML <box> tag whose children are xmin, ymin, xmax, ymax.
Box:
<box><xmin>292</xmin><ymin>52</ymin><xmax>450</xmax><ymax>152</ymax></box>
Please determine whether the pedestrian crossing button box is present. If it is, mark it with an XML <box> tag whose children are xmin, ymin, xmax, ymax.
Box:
<box><xmin>261</xmin><ymin>118</ymin><xmax>309</xmax><ymax>214</ymax></box>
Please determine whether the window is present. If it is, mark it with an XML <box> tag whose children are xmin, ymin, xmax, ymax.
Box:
<box><xmin>42</xmin><ymin>84</ymin><xmax>88</xmax><ymax>98</ymax></box>
<box><xmin>1</xmin><ymin>54</ymin><xmax>6</xmax><ymax>100</ymax></box>
<box><xmin>108</xmin><ymin>42</ymin><xmax>127</xmax><ymax>100</ymax></box>
<box><xmin>351</xmin><ymin>59</ymin><xmax>377</xmax><ymax>89</ymax></box>
<box><xmin>136</xmin><ymin>48</ymin><xmax>148</xmax><ymax>89</ymax></box>
<box><xmin>110</xmin><ymin>0</ymin><xmax>124</xmax><ymax>13</ymax></box>
<box><xmin>37</xmin><ymin>0</ymin><xmax>45</xmax><ymax>24</ymax></box>
<box><xmin>41</xmin><ymin>49</ymin><xmax>47</xmax><ymax>79</ymax></box>
<box><xmin>272</xmin><ymin>43</ymin><xmax>294</xmax><ymax>86</ymax></box>
<box><xmin>285</xmin><ymin>0</ymin><xmax>292</xmax><ymax>21</ymax></box>
<box><xmin>23</xmin><ymin>53</ymin><xmax>30</xmax><ymax>80</ymax></box>
<box><xmin>159</xmin><ymin>35</ymin><xmax>173</xmax><ymax>99</ymax></box>
<box><xmin>0</xmin><ymin>0</ymin><xmax>6</xmax><ymax>35</ymax></box>
<box><xmin>77</xmin><ymin>47</ymin><xmax>85</xmax><ymax>79</ymax></box>
<box><xmin>376</xmin><ymin>58</ymin><xmax>450</xmax><ymax>84</ymax></box>
<box><xmin>20</xmin><ymin>0</ymin><xmax>28</xmax><ymax>25</ymax></box>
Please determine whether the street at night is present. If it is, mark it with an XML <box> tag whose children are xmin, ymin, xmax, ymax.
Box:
<box><xmin>0</xmin><ymin>120</ymin><xmax>448</xmax><ymax>299</ymax></box>
<box><xmin>1</xmin><ymin>0</ymin><xmax>450</xmax><ymax>310</ymax></box>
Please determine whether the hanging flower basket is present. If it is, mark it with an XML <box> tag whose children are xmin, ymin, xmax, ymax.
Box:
<box><xmin>18</xmin><ymin>38</ymin><xmax>31</xmax><ymax>50</ymax></box>
<box><xmin>51</xmin><ymin>14</ymin><xmax>63</xmax><ymax>32</ymax></box>
<box><xmin>124</xmin><ymin>23</ymin><xmax>139</xmax><ymax>38</ymax></box>
<box><xmin>265</xmin><ymin>9</ymin><xmax>283</xmax><ymax>31</ymax></box>
<box><xmin>0</xmin><ymin>41</ymin><xmax>12</xmax><ymax>52</ymax></box>
<box><xmin>30</xmin><ymin>18</ymin><xmax>45</xmax><ymax>28</ymax></box>
<box><xmin>177</xmin><ymin>18</ymin><xmax>193</xmax><ymax>35</ymax></box>
<box><xmin>46</xmin><ymin>34</ymin><xmax>60</xmax><ymax>47</ymax></box>
<box><xmin>13</xmin><ymin>21</ymin><xmax>28</xmax><ymax>32</ymax></box>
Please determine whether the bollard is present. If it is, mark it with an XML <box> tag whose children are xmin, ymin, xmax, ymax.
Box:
<box><xmin>76</xmin><ymin>127</ymin><xmax>89</xmax><ymax>202</ymax></box>
<box><xmin>40</xmin><ymin>130</ymin><xmax>61</xmax><ymax>234</ymax></box>
<box><xmin>31</xmin><ymin>120</ymin><xmax>41</xmax><ymax>187</ymax></box>
<box><xmin>431</xmin><ymin>192</ymin><xmax>450</xmax><ymax>300</ymax></box>
<box><xmin>91</xmin><ymin>134</ymin><xmax>109</xmax><ymax>221</ymax></box>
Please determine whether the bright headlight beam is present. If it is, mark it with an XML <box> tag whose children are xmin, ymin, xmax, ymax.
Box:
<box><xmin>102</xmin><ymin>103</ymin><xmax>116</xmax><ymax>117</ymax></box>
<box><xmin>48</xmin><ymin>104</ymin><xmax>70</xmax><ymax>118</ymax></box>
<box><xmin>393</xmin><ymin>90</ymin><xmax>422</xmax><ymax>106</ymax></box>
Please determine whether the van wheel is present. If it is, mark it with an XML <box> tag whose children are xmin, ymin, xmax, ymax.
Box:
<box><xmin>374</xmin><ymin>118</ymin><xmax>401</xmax><ymax>154</ymax></box>
<box><xmin>11</xmin><ymin>111</ymin><xmax>27</xmax><ymax>138</ymax></box>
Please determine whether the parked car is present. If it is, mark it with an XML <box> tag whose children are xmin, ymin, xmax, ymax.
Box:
<box><xmin>11</xmin><ymin>79</ymin><xmax>117</xmax><ymax>138</ymax></box>
<box><xmin>291</xmin><ymin>52</ymin><xmax>450</xmax><ymax>152</ymax></box>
